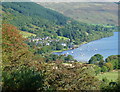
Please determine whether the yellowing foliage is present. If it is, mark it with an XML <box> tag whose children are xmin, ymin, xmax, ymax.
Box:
<box><xmin>2</xmin><ymin>24</ymin><xmax>33</xmax><ymax>66</ymax></box>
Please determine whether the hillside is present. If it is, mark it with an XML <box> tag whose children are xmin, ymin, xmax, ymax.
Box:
<box><xmin>2</xmin><ymin>2</ymin><xmax>120</xmax><ymax>91</ymax></box>
<box><xmin>39</xmin><ymin>2</ymin><xmax>118</xmax><ymax>25</ymax></box>
<box><xmin>2</xmin><ymin>2</ymin><xmax>115</xmax><ymax>54</ymax></box>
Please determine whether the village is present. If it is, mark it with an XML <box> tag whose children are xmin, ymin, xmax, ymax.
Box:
<box><xmin>27</xmin><ymin>36</ymin><xmax>76</xmax><ymax>51</ymax></box>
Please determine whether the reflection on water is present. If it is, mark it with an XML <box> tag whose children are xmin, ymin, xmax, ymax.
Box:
<box><xmin>54</xmin><ymin>32</ymin><xmax>119</xmax><ymax>62</ymax></box>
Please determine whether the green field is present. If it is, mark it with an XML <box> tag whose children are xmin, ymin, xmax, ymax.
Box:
<box><xmin>52</xmin><ymin>48</ymin><xmax>69</xmax><ymax>53</ymax></box>
<box><xmin>20</xmin><ymin>31</ymin><xmax>36</xmax><ymax>38</ymax></box>
<box><xmin>97</xmin><ymin>71</ymin><xmax>119</xmax><ymax>82</ymax></box>
<box><xmin>57</xmin><ymin>36</ymin><xmax>69</xmax><ymax>40</ymax></box>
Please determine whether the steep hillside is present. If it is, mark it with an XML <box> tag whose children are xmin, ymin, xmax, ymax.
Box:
<box><xmin>2</xmin><ymin>2</ymin><xmax>115</xmax><ymax>54</ymax></box>
<box><xmin>39</xmin><ymin>2</ymin><xmax>118</xmax><ymax>25</ymax></box>
<box><xmin>2</xmin><ymin>2</ymin><xmax>69</xmax><ymax>29</ymax></box>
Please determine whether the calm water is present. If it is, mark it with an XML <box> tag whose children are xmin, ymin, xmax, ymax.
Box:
<box><xmin>54</xmin><ymin>32</ymin><xmax>119</xmax><ymax>62</ymax></box>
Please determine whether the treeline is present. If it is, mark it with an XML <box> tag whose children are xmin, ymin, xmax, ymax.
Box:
<box><xmin>89</xmin><ymin>54</ymin><xmax>120</xmax><ymax>74</ymax></box>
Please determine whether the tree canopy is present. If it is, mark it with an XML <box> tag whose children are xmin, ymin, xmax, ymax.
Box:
<box><xmin>2</xmin><ymin>24</ymin><xmax>33</xmax><ymax>67</ymax></box>
<box><xmin>89</xmin><ymin>54</ymin><xmax>104</xmax><ymax>64</ymax></box>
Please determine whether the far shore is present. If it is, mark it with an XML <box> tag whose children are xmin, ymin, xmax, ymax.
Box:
<box><xmin>52</xmin><ymin>41</ymin><xmax>88</xmax><ymax>53</ymax></box>
<box><xmin>52</xmin><ymin>32</ymin><xmax>115</xmax><ymax>53</ymax></box>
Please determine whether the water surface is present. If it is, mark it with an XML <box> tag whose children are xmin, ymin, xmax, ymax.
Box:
<box><xmin>54</xmin><ymin>32</ymin><xmax>119</xmax><ymax>62</ymax></box>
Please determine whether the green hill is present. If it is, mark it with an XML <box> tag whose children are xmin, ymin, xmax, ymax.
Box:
<box><xmin>19</xmin><ymin>31</ymin><xmax>36</xmax><ymax>38</ymax></box>
<box><xmin>39</xmin><ymin>2</ymin><xmax>118</xmax><ymax>25</ymax></box>
<box><xmin>2</xmin><ymin>2</ymin><xmax>115</xmax><ymax>53</ymax></box>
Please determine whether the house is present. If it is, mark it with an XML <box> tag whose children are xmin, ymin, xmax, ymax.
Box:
<box><xmin>46</xmin><ymin>43</ymin><xmax>50</xmax><ymax>46</ymax></box>
<box><xmin>61</xmin><ymin>43</ymin><xmax>67</xmax><ymax>46</ymax></box>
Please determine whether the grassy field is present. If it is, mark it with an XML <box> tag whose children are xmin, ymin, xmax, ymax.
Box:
<box><xmin>52</xmin><ymin>48</ymin><xmax>69</xmax><ymax>53</ymax></box>
<box><xmin>57</xmin><ymin>36</ymin><xmax>69</xmax><ymax>40</ymax></box>
<box><xmin>97</xmin><ymin>71</ymin><xmax>119</xmax><ymax>82</ymax></box>
<box><xmin>19</xmin><ymin>31</ymin><xmax>36</xmax><ymax>38</ymax></box>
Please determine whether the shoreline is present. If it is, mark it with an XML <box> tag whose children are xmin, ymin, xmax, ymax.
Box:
<box><xmin>52</xmin><ymin>41</ymin><xmax>88</xmax><ymax>53</ymax></box>
<box><xmin>52</xmin><ymin>32</ymin><xmax>115</xmax><ymax>53</ymax></box>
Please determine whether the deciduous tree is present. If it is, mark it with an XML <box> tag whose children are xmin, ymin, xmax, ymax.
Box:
<box><xmin>2</xmin><ymin>24</ymin><xmax>33</xmax><ymax>67</ymax></box>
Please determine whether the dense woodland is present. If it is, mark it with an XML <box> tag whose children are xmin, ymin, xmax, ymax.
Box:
<box><xmin>1</xmin><ymin>2</ymin><xmax>120</xmax><ymax>91</ymax></box>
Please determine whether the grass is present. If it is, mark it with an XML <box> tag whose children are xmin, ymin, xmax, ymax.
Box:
<box><xmin>52</xmin><ymin>48</ymin><xmax>69</xmax><ymax>53</ymax></box>
<box><xmin>57</xmin><ymin>36</ymin><xmax>69</xmax><ymax>40</ymax></box>
<box><xmin>79</xmin><ymin>41</ymin><xmax>87</xmax><ymax>45</ymax></box>
<box><xmin>97</xmin><ymin>71</ymin><xmax>119</xmax><ymax>82</ymax></box>
<box><xmin>19</xmin><ymin>31</ymin><xmax>36</xmax><ymax>38</ymax></box>
<box><xmin>104</xmin><ymin>25</ymin><xmax>114</xmax><ymax>28</ymax></box>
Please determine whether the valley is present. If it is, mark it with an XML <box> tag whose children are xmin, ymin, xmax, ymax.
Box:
<box><xmin>1</xmin><ymin>2</ymin><xmax>119</xmax><ymax>91</ymax></box>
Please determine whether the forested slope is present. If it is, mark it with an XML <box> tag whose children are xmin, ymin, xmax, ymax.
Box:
<box><xmin>2</xmin><ymin>2</ymin><xmax>115</xmax><ymax>53</ymax></box>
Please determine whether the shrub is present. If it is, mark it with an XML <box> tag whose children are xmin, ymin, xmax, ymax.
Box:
<box><xmin>2</xmin><ymin>65</ymin><xmax>44</xmax><ymax>91</ymax></box>
<box><xmin>101</xmin><ymin>66</ymin><xmax>108</xmax><ymax>72</ymax></box>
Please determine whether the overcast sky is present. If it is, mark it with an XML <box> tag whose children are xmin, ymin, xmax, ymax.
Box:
<box><xmin>2</xmin><ymin>0</ymin><xmax>120</xmax><ymax>2</ymax></box>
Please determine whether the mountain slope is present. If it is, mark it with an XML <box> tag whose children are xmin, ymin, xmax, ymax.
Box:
<box><xmin>2</xmin><ymin>2</ymin><xmax>115</xmax><ymax>53</ymax></box>
<box><xmin>2</xmin><ymin>2</ymin><xmax>69</xmax><ymax>25</ymax></box>
<box><xmin>39</xmin><ymin>2</ymin><xmax>118</xmax><ymax>25</ymax></box>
